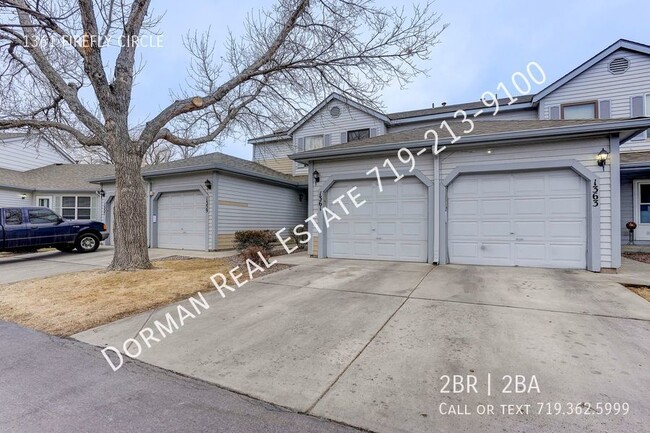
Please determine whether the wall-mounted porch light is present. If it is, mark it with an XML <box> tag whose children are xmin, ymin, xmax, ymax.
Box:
<box><xmin>97</xmin><ymin>188</ymin><xmax>106</xmax><ymax>197</ymax></box>
<box><xmin>204</xmin><ymin>179</ymin><xmax>212</xmax><ymax>190</ymax></box>
<box><xmin>597</xmin><ymin>148</ymin><xmax>609</xmax><ymax>171</ymax></box>
<box><xmin>20</xmin><ymin>193</ymin><xmax>27</xmax><ymax>200</ymax></box>
<box><xmin>313</xmin><ymin>169</ymin><xmax>320</xmax><ymax>184</ymax></box>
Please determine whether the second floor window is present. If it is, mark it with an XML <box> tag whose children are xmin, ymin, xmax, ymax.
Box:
<box><xmin>561</xmin><ymin>101</ymin><xmax>597</xmax><ymax>119</ymax></box>
<box><xmin>305</xmin><ymin>135</ymin><xmax>324</xmax><ymax>151</ymax></box>
<box><xmin>347</xmin><ymin>128</ymin><xmax>371</xmax><ymax>142</ymax></box>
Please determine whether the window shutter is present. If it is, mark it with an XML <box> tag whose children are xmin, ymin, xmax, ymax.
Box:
<box><xmin>297</xmin><ymin>137</ymin><xmax>305</xmax><ymax>152</ymax></box>
<box><xmin>599</xmin><ymin>100</ymin><xmax>611</xmax><ymax>119</ymax></box>
<box><xmin>323</xmin><ymin>134</ymin><xmax>331</xmax><ymax>147</ymax></box>
<box><xmin>631</xmin><ymin>95</ymin><xmax>644</xmax><ymax>117</ymax></box>
<box><xmin>630</xmin><ymin>96</ymin><xmax>646</xmax><ymax>140</ymax></box>
<box><xmin>370</xmin><ymin>128</ymin><xmax>378</xmax><ymax>137</ymax></box>
<box><xmin>340</xmin><ymin>132</ymin><xmax>347</xmax><ymax>144</ymax></box>
<box><xmin>549</xmin><ymin>106</ymin><xmax>560</xmax><ymax>120</ymax></box>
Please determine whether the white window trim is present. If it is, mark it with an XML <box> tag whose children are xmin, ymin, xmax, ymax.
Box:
<box><xmin>633</xmin><ymin>180</ymin><xmax>650</xmax><ymax>241</ymax></box>
<box><xmin>62</xmin><ymin>195</ymin><xmax>92</xmax><ymax>220</ymax></box>
<box><xmin>36</xmin><ymin>195</ymin><xmax>53</xmax><ymax>209</ymax></box>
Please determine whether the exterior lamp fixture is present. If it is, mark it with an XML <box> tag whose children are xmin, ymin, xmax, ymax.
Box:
<box><xmin>313</xmin><ymin>169</ymin><xmax>320</xmax><ymax>184</ymax></box>
<box><xmin>20</xmin><ymin>193</ymin><xmax>27</xmax><ymax>200</ymax></box>
<box><xmin>597</xmin><ymin>148</ymin><xmax>609</xmax><ymax>171</ymax></box>
<box><xmin>204</xmin><ymin>179</ymin><xmax>212</xmax><ymax>190</ymax></box>
<box><xmin>97</xmin><ymin>189</ymin><xmax>106</xmax><ymax>197</ymax></box>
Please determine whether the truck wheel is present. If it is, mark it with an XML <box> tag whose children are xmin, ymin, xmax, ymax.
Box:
<box><xmin>75</xmin><ymin>233</ymin><xmax>100</xmax><ymax>253</ymax></box>
<box><xmin>55</xmin><ymin>245</ymin><xmax>75</xmax><ymax>253</ymax></box>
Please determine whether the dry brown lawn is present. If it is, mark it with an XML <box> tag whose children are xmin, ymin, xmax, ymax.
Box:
<box><xmin>0</xmin><ymin>258</ymin><xmax>234</xmax><ymax>336</ymax></box>
<box><xmin>625</xmin><ymin>284</ymin><xmax>650</xmax><ymax>302</ymax></box>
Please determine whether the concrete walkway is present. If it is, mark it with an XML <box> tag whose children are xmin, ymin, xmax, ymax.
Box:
<box><xmin>0</xmin><ymin>321</ymin><xmax>359</xmax><ymax>433</ymax></box>
<box><xmin>74</xmin><ymin>259</ymin><xmax>650</xmax><ymax>433</ymax></box>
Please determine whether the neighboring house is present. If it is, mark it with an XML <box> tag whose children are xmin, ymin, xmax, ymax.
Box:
<box><xmin>91</xmin><ymin>152</ymin><xmax>307</xmax><ymax>251</ymax></box>
<box><xmin>1</xmin><ymin>133</ymin><xmax>307</xmax><ymax>252</ymax></box>
<box><xmin>0</xmin><ymin>133</ymin><xmax>110</xmax><ymax>219</ymax></box>
<box><xmin>249</xmin><ymin>39</ymin><xmax>650</xmax><ymax>271</ymax></box>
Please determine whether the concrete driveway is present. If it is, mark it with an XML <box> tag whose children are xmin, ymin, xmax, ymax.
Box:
<box><xmin>74</xmin><ymin>258</ymin><xmax>650</xmax><ymax>433</ymax></box>
<box><xmin>0</xmin><ymin>247</ymin><xmax>234</xmax><ymax>284</ymax></box>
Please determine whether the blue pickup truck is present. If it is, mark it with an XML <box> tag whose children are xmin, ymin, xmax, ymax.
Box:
<box><xmin>0</xmin><ymin>207</ymin><xmax>109</xmax><ymax>253</ymax></box>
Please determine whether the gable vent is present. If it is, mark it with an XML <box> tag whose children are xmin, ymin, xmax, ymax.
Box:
<box><xmin>608</xmin><ymin>57</ymin><xmax>630</xmax><ymax>75</ymax></box>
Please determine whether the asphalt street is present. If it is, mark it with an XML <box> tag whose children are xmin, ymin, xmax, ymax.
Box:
<box><xmin>0</xmin><ymin>321</ymin><xmax>360</xmax><ymax>433</ymax></box>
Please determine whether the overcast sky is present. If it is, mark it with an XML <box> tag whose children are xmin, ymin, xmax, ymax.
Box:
<box><xmin>131</xmin><ymin>0</ymin><xmax>650</xmax><ymax>160</ymax></box>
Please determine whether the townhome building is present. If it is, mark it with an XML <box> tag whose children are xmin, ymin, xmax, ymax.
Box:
<box><xmin>250</xmin><ymin>39</ymin><xmax>650</xmax><ymax>271</ymax></box>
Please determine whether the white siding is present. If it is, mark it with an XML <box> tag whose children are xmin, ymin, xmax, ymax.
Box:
<box><xmin>254</xmin><ymin>140</ymin><xmax>293</xmax><ymax>160</ymax></box>
<box><xmin>293</xmin><ymin>100</ymin><xmax>387</xmax><ymax>175</ymax></box>
<box><xmin>0</xmin><ymin>188</ymin><xmax>30</xmax><ymax>207</ymax></box>
<box><xmin>440</xmin><ymin>137</ymin><xmax>613</xmax><ymax>268</ymax></box>
<box><xmin>538</xmin><ymin>49</ymin><xmax>650</xmax><ymax>151</ymax></box>
<box><xmin>217</xmin><ymin>174</ymin><xmax>306</xmax><ymax>235</ymax></box>
<box><xmin>0</xmin><ymin>136</ymin><xmax>72</xmax><ymax>171</ymax></box>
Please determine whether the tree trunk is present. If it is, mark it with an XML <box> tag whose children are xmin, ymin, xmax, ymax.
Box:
<box><xmin>109</xmin><ymin>146</ymin><xmax>152</xmax><ymax>270</ymax></box>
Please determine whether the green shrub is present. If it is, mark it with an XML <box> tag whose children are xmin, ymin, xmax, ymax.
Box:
<box><xmin>234</xmin><ymin>230</ymin><xmax>276</xmax><ymax>251</ymax></box>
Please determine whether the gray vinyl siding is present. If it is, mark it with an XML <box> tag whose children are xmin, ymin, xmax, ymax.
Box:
<box><xmin>293</xmin><ymin>100</ymin><xmax>386</xmax><ymax>175</ymax></box>
<box><xmin>439</xmin><ymin>137</ymin><xmax>613</xmax><ymax>268</ymax></box>
<box><xmin>620</xmin><ymin>177</ymin><xmax>634</xmax><ymax>242</ymax></box>
<box><xmin>0</xmin><ymin>136</ymin><xmax>71</xmax><ymax>171</ymax></box>
<box><xmin>538</xmin><ymin>49</ymin><xmax>650</xmax><ymax>151</ymax></box>
<box><xmin>0</xmin><ymin>188</ymin><xmax>30</xmax><ymax>207</ymax></box>
<box><xmin>253</xmin><ymin>140</ymin><xmax>293</xmax><ymax>160</ymax></box>
<box><xmin>217</xmin><ymin>174</ymin><xmax>306</xmax><ymax>235</ymax></box>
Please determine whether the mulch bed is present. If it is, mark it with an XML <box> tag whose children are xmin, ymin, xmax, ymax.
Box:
<box><xmin>622</xmin><ymin>252</ymin><xmax>650</xmax><ymax>264</ymax></box>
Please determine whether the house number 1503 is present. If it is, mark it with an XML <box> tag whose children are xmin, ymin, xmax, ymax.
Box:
<box><xmin>592</xmin><ymin>179</ymin><xmax>599</xmax><ymax>207</ymax></box>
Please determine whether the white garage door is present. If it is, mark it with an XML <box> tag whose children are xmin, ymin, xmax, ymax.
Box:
<box><xmin>447</xmin><ymin>169</ymin><xmax>587</xmax><ymax>269</ymax></box>
<box><xmin>157</xmin><ymin>191</ymin><xmax>206</xmax><ymax>250</ymax></box>
<box><xmin>326</xmin><ymin>177</ymin><xmax>428</xmax><ymax>262</ymax></box>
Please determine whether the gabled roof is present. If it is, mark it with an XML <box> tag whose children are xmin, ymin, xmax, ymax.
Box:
<box><xmin>533</xmin><ymin>39</ymin><xmax>650</xmax><ymax>103</ymax></box>
<box><xmin>290</xmin><ymin>118</ymin><xmax>650</xmax><ymax>161</ymax></box>
<box><xmin>0</xmin><ymin>132</ymin><xmax>77</xmax><ymax>164</ymax></box>
<box><xmin>286</xmin><ymin>92</ymin><xmax>390</xmax><ymax>135</ymax></box>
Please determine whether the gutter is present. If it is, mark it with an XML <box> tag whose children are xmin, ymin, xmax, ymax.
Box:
<box><xmin>290</xmin><ymin>118</ymin><xmax>650</xmax><ymax>163</ymax></box>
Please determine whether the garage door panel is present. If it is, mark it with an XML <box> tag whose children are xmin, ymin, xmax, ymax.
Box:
<box><xmin>327</xmin><ymin>178</ymin><xmax>428</xmax><ymax>262</ymax></box>
<box><xmin>448</xmin><ymin>170</ymin><xmax>586</xmax><ymax>269</ymax></box>
<box><xmin>513</xmin><ymin>198</ymin><xmax>546</xmax><ymax>216</ymax></box>
<box><xmin>513</xmin><ymin>221</ymin><xmax>545</xmax><ymax>237</ymax></box>
<box><xmin>481</xmin><ymin>221</ymin><xmax>511</xmax><ymax>237</ymax></box>
<box><xmin>482</xmin><ymin>199</ymin><xmax>510</xmax><ymax>215</ymax></box>
<box><xmin>549</xmin><ymin>197</ymin><xmax>584</xmax><ymax>215</ymax></box>
<box><xmin>449</xmin><ymin>221</ymin><xmax>478</xmax><ymax>237</ymax></box>
<box><xmin>481</xmin><ymin>177</ymin><xmax>511</xmax><ymax>195</ymax></box>
<box><xmin>449</xmin><ymin>199</ymin><xmax>478</xmax><ymax>216</ymax></box>
<box><xmin>548</xmin><ymin>221</ymin><xmax>584</xmax><ymax>238</ymax></box>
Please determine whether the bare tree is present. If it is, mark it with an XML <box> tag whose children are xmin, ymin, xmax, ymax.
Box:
<box><xmin>0</xmin><ymin>0</ymin><xmax>446</xmax><ymax>270</ymax></box>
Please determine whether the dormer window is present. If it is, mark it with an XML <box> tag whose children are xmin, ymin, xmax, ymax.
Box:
<box><xmin>347</xmin><ymin>128</ymin><xmax>370</xmax><ymax>142</ymax></box>
<box><xmin>561</xmin><ymin>101</ymin><xmax>597</xmax><ymax>119</ymax></box>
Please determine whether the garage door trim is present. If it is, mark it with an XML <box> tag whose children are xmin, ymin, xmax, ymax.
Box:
<box><xmin>440</xmin><ymin>159</ymin><xmax>600</xmax><ymax>271</ymax></box>
<box><xmin>319</xmin><ymin>169</ymin><xmax>434</xmax><ymax>263</ymax></box>
<box><xmin>152</xmin><ymin>187</ymin><xmax>210</xmax><ymax>251</ymax></box>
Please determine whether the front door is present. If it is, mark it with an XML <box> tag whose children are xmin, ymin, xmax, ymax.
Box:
<box><xmin>37</xmin><ymin>196</ymin><xmax>53</xmax><ymax>209</ymax></box>
<box><xmin>634</xmin><ymin>181</ymin><xmax>650</xmax><ymax>241</ymax></box>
